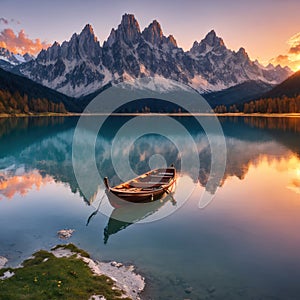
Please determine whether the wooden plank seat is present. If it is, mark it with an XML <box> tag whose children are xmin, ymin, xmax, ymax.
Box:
<box><xmin>130</xmin><ymin>181</ymin><xmax>165</xmax><ymax>188</ymax></box>
<box><xmin>151</xmin><ymin>175</ymin><xmax>173</xmax><ymax>178</ymax></box>
<box><xmin>158</xmin><ymin>172</ymin><xmax>174</xmax><ymax>176</ymax></box>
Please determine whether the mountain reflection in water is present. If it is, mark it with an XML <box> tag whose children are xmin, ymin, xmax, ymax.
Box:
<box><xmin>1</xmin><ymin>115</ymin><xmax>300</xmax><ymax>300</ymax></box>
<box><xmin>0</xmin><ymin>116</ymin><xmax>299</xmax><ymax>203</ymax></box>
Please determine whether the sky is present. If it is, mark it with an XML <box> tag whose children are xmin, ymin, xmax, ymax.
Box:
<box><xmin>1</xmin><ymin>0</ymin><xmax>300</xmax><ymax>71</ymax></box>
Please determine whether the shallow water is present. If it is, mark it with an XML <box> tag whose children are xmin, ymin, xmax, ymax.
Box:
<box><xmin>0</xmin><ymin>116</ymin><xmax>300</xmax><ymax>299</ymax></box>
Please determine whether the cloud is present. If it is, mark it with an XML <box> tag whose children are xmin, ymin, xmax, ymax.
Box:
<box><xmin>0</xmin><ymin>18</ymin><xmax>8</xmax><ymax>25</ymax></box>
<box><xmin>0</xmin><ymin>28</ymin><xmax>50</xmax><ymax>55</ymax></box>
<box><xmin>289</xmin><ymin>44</ymin><xmax>300</xmax><ymax>54</ymax></box>
<box><xmin>288</xmin><ymin>32</ymin><xmax>300</xmax><ymax>55</ymax></box>
<box><xmin>270</xmin><ymin>32</ymin><xmax>300</xmax><ymax>71</ymax></box>
<box><xmin>288</xmin><ymin>32</ymin><xmax>300</xmax><ymax>47</ymax></box>
<box><xmin>0</xmin><ymin>17</ymin><xmax>20</xmax><ymax>25</ymax></box>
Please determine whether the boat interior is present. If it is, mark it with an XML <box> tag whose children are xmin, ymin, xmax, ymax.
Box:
<box><xmin>112</xmin><ymin>168</ymin><xmax>175</xmax><ymax>191</ymax></box>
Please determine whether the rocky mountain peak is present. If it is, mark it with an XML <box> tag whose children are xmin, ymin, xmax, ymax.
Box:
<box><xmin>52</xmin><ymin>41</ymin><xmax>60</xmax><ymax>47</ymax></box>
<box><xmin>37</xmin><ymin>41</ymin><xmax>61</xmax><ymax>62</ymax></box>
<box><xmin>80</xmin><ymin>24</ymin><xmax>98</xmax><ymax>41</ymax></box>
<box><xmin>142</xmin><ymin>20</ymin><xmax>163</xmax><ymax>45</ymax></box>
<box><xmin>117</xmin><ymin>13</ymin><xmax>141</xmax><ymax>44</ymax></box>
<box><xmin>142</xmin><ymin>20</ymin><xmax>177</xmax><ymax>49</ymax></box>
<box><xmin>189</xmin><ymin>29</ymin><xmax>226</xmax><ymax>56</ymax></box>
<box><xmin>36</xmin><ymin>24</ymin><xmax>101</xmax><ymax>64</ymax></box>
<box><xmin>105</xmin><ymin>28</ymin><xmax>116</xmax><ymax>47</ymax></box>
<box><xmin>203</xmin><ymin>30</ymin><xmax>225</xmax><ymax>48</ymax></box>
<box><xmin>167</xmin><ymin>35</ymin><xmax>177</xmax><ymax>48</ymax></box>
<box><xmin>236</xmin><ymin>47</ymin><xmax>249</xmax><ymax>61</ymax></box>
<box><xmin>50</xmin><ymin>41</ymin><xmax>60</xmax><ymax>48</ymax></box>
<box><xmin>82</xmin><ymin>24</ymin><xmax>94</xmax><ymax>34</ymax></box>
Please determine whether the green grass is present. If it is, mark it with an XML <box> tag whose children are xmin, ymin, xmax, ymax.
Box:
<box><xmin>0</xmin><ymin>245</ymin><xmax>131</xmax><ymax>300</ymax></box>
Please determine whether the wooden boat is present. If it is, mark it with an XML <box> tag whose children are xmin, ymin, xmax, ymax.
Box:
<box><xmin>104</xmin><ymin>166</ymin><xmax>176</xmax><ymax>205</ymax></box>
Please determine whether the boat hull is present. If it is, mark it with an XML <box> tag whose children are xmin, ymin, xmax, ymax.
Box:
<box><xmin>105</xmin><ymin>167</ymin><xmax>176</xmax><ymax>206</ymax></box>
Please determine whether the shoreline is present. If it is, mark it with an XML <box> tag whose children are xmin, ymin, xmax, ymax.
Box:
<box><xmin>0</xmin><ymin>112</ymin><xmax>300</xmax><ymax>118</ymax></box>
<box><xmin>0</xmin><ymin>244</ymin><xmax>145</xmax><ymax>300</ymax></box>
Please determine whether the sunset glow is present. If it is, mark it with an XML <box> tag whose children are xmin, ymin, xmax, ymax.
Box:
<box><xmin>270</xmin><ymin>32</ymin><xmax>300</xmax><ymax>71</ymax></box>
<box><xmin>0</xmin><ymin>171</ymin><xmax>53</xmax><ymax>200</ymax></box>
<box><xmin>1</xmin><ymin>0</ymin><xmax>300</xmax><ymax>68</ymax></box>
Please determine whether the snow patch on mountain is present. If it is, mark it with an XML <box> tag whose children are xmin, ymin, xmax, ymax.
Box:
<box><xmin>117</xmin><ymin>76</ymin><xmax>192</xmax><ymax>93</ymax></box>
<box><xmin>0</xmin><ymin>47</ymin><xmax>34</xmax><ymax>70</ymax></box>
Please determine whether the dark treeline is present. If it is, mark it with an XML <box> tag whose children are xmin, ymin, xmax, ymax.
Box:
<box><xmin>214</xmin><ymin>95</ymin><xmax>300</xmax><ymax>114</ymax></box>
<box><xmin>0</xmin><ymin>89</ymin><xmax>67</xmax><ymax>114</ymax></box>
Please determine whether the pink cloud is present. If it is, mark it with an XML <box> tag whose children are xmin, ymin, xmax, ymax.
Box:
<box><xmin>0</xmin><ymin>28</ymin><xmax>50</xmax><ymax>55</ymax></box>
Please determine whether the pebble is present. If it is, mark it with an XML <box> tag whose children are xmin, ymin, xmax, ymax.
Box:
<box><xmin>184</xmin><ymin>286</ymin><xmax>193</xmax><ymax>294</ymax></box>
<box><xmin>110</xmin><ymin>261</ymin><xmax>123</xmax><ymax>268</ymax></box>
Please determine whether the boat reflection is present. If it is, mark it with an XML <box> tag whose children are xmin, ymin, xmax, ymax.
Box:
<box><xmin>86</xmin><ymin>187</ymin><xmax>176</xmax><ymax>244</ymax></box>
<box><xmin>103</xmin><ymin>193</ymin><xmax>176</xmax><ymax>244</ymax></box>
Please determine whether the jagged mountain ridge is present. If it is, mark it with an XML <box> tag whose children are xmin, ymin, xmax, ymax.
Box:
<box><xmin>0</xmin><ymin>47</ymin><xmax>34</xmax><ymax>71</ymax></box>
<box><xmin>16</xmin><ymin>14</ymin><xmax>292</xmax><ymax>97</ymax></box>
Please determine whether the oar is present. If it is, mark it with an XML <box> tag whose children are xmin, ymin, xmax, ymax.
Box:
<box><xmin>86</xmin><ymin>192</ymin><xmax>106</xmax><ymax>226</ymax></box>
<box><xmin>162</xmin><ymin>186</ymin><xmax>177</xmax><ymax>205</ymax></box>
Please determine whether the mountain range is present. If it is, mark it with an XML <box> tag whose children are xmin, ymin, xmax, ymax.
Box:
<box><xmin>3</xmin><ymin>13</ymin><xmax>291</xmax><ymax>98</ymax></box>
<box><xmin>0</xmin><ymin>47</ymin><xmax>34</xmax><ymax>70</ymax></box>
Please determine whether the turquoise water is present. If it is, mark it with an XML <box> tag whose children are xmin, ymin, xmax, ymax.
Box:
<box><xmin>0</xmin><ymin>116</ymin><xmax>300</xmax><ymax>299</ymax></box>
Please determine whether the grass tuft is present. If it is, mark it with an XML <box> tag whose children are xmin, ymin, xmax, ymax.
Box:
<box><xmin>0</xmin><ymin>244</ymin><xmax>131</xmax><ymax>300</ymax></box>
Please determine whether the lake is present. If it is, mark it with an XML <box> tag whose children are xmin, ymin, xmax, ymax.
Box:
<box><xmin>0</xmin><ymin>115</ymin><xmax>300</xmax><ymax>299</ymax></box>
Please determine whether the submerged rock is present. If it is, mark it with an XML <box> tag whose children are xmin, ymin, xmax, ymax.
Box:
<box><xmin>57</xmin><ymin>229</ymin><xmax>75</xmax><ymax>239</ymax></box>
<box><xmin>184</xmin><ymin>286</ymin><xmax>193</xmax><ymax>294</ymax></box>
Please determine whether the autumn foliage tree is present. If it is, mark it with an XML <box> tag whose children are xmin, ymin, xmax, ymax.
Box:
<box><xmin>0</xmin><ymin>90</ymin><xmax>67</xmax><ymax>114</ymax></box>
<box><xmin>214</xmin><ymin>95</ymin><xmax>300</xmax><ymax>114</ymax></box>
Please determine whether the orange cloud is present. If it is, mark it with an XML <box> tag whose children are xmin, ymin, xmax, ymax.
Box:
<box><xmin>270</xmin><ymin>32</ymin><xmax>300</xmax><ymax>72</ymax></box>
<box><xmin>0</xmin><ymin>28</ymin><xmax>50</xmax><ymax>55</ymax></box>
<box><xmin>0</xmin><ymin>171</ymin><xmax>53</xmax><ymax>200</ymax></box>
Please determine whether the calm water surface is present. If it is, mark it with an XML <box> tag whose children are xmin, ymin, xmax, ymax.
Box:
<box><xmin>0</xmin><ymin>116</ymin><xmax>300</xmax><ymax>299</ymax></box>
